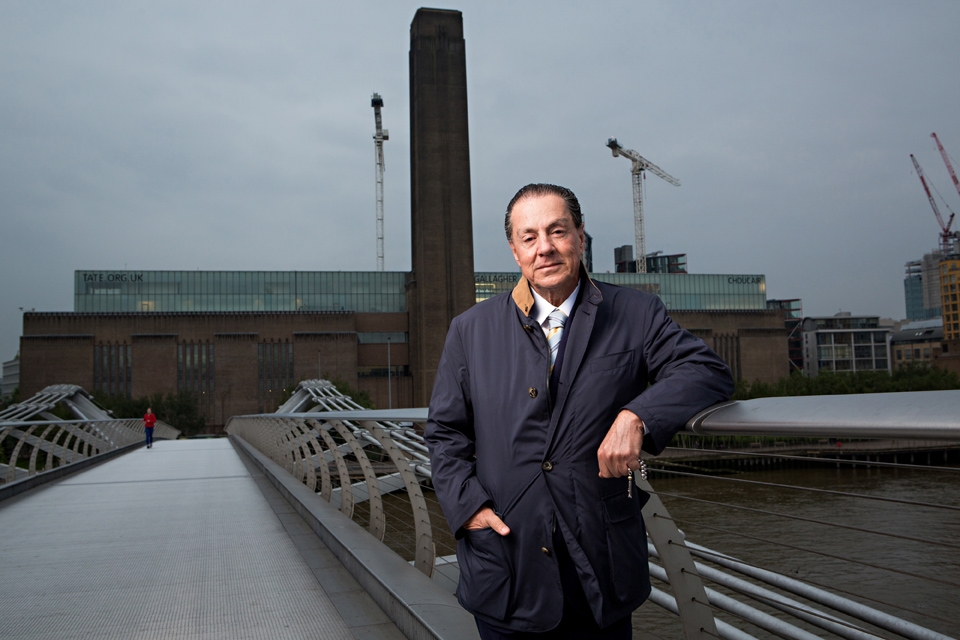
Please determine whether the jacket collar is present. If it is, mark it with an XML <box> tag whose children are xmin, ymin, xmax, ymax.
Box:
<box><xmin>512</xmin><ymin>264</ymin><xmax>601</xmax><ymax>317</ymax></box>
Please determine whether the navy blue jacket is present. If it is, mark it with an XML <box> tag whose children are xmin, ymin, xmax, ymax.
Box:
<box><xmin>425</xmin><ymin>272</ymin><xmax>734</xmax><ymax>632</ymax></box>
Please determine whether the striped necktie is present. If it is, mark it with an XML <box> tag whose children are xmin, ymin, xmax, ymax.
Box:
<box><xmin>546</xmin><ymin>308</ymin><xmax>567</xmax><ymax>374</ymax></box>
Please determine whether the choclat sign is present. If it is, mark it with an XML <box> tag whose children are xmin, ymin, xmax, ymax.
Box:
<box><xmin>81</xmin><ymin>272</ymin><xmax>145</xmax><ymax>283</ymax></box>
<box><xmin>727</xmin><ymin>276</ymin><xmax>763</xmax><ymax>285</ymax></box>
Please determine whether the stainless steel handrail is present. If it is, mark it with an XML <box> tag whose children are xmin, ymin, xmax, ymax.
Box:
<box><xmin>226</xmin><ymin>388</ymin><xmax>960</xmax><ymax>640</ymax></box>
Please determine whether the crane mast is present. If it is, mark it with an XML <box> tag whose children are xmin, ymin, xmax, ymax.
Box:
<box><xmin>910</xmin><ymin>153</ymin><xmax>956</xmax><ymax>254</ymax></box>
<box><xmin>371</xmin><ymin>93</ymin><xmax>389</xmax><ymax>271</ymax></box>
<box><xmin>606</xmin><ymin>138</ymin><xmax>680</xmax><ymax>273</ymax></box>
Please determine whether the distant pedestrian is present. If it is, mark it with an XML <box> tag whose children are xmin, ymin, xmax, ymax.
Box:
<box><xmin>143</xmin><ymin>408</ymin><xmax>157</xmax><ymax>449</ymax></box>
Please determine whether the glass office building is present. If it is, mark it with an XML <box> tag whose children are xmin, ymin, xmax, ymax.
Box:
<box><xmin>76</xmin><ymin>270</ymin><xmax>769</xmax><ymax>314</ymax></box>
<box><xmin>75</xmin><ymin>271</ymin><xmax>408</xmax><ymax>313</ymax></box>
<box><xmin>801</xmin><ymin>315</ymin><xmax>891</xmax><ymax>375</ymax></box>
<box><xmin>904</xmin><ymin>259</ymin><xmax>941</xmax><ymax>321</ymax></box>
<box><xmin>476</xmin><ymin>272</ymin><xmax>767</xmax><ymax>311</ymax></box>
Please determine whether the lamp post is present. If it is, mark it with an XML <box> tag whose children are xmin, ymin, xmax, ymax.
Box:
<box><xmin>387</xmin><ymin>337</ymin><xmax>392</xmax><ymax>409</ymax></box>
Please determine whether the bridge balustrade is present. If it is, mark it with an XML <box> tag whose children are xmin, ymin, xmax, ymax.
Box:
<box><xmin>1</xmin><ymin>418</ymin><xmax>179</xmax><ymax>484</ymax></box>
<box><xmin>227</xmin><ymin>384</ymin><xmax>960</xmax><ymax>640</ymax></box>
<box><xmin>1</xmin><ymin>384</ymin><xmax>180</xmax><ymax>487</ymax></box>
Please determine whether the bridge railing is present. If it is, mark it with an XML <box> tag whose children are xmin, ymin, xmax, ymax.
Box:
<box><xmin>1</xmin><ymin>383</ymin><xmax>181</xmax><ymax>488</ymax></box>
<box><xmin>0</xmin><ymin>418</ymin><xmax>178</xmax><ymax>485</ymax></box>
<box><xmin>225</xmin><ymin>388</ymin><xmax>960</xmax><ymax>640</ymax></box>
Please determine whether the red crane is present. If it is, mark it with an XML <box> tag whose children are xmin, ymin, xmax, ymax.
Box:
<box><xmin>910</xmin><ymin>153</ymin><xmax>956</xmax><ymax>254</ymax></box>
<box><xmin>931</xmin><ymin>132</ymin><xmax>960</xmax><ymax>199</ymax></box>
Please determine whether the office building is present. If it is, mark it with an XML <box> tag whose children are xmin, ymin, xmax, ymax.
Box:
<box><xmin>890</xmin><ymin>319</ymin><xmax>943</xmax><ymax>368</ymax></box>
<box><xmin>615</xmin><ymin>247</ymin><xmax>687</xmax><ymax>275</ymax></box>
<box><xmin>904</xmin><ymin>253</ymin><xmax>943</xmax><ymax>321</ymax></box>
<box><xmin>940</xmin><ymin>256</ymin><xmax>960</xmax><ymax>342</ymax></box>
<box><xmin>19</xmin><ymin>268</ymin><xmax>791</xmax><ymax>425</ymax></box>
<box><xmin>2</xmin><ymin>357</ymin><xmax>18</xmax><ymax>399</ymax></box>
<box><xmin>614</xmin><ymin>245</ymin><xmax>637</xmax><ymax>273</ymax></box>
<box><xmin>646</xmin><ymin>252</ymin><xmax>688</xmax><ymax>274</ymax></box>
<box><xmin>934</xmin><ymin>255</ymin><xmax>960</xmax><ymax>373</ymax></box>
<box><xmin>801</xmin><ymin>313</ymin><xmax>892</xmax><ymax>376</ymax></box>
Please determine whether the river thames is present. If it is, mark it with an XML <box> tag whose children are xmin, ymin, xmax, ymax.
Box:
<box><xmin>633</xmin><ymin>462</ymin><xmax>960</xmax><ymax>639</ymax></box>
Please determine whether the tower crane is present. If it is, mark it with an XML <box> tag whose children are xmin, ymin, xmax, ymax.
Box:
<box><xmin>606</xmin><ymin>137</ymin><xmax>680</xmax><ymax>273</ymax></box>
<box><xmin>910</xmin><ymin>153</ymin><xmax>956</xmax><ymax>255</ymax></box>
<box><xmin>371</xmin><ymin>93</ymin><xmax>389</xmax><ymax>271</ymax></box>
<box><xmin>931</xmin><ymin>132</ymin><xmax>960</xmax><ymax>200</ymax></box>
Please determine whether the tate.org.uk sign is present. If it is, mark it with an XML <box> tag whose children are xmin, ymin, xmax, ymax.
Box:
<box><xmin>81</xmin><ymin>272</ymin><xmax>144</xmax><ymax>283</ymax></box>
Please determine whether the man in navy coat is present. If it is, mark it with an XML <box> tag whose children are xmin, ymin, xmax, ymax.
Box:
<box><xmin>425</xmin><ymin>183</ymin><xmax>734</xmax><ymax>639</ymax></box>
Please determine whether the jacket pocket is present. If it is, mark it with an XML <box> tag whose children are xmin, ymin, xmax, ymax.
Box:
<box><xmin>601</xmin><ymin>489</ymin><xmax>648</xmax><ymax>605</ymax></box>
<box><xmin>589</xmin><ymin>350</ymin><xmax>634</xmax><ymax>374</ymax></box>
<box><xmin>457</xmin><ymin>528</ymin><xmax>512</xmax><ymax>620</ymax></box>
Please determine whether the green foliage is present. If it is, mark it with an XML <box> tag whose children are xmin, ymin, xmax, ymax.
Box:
<box><xmin>94</xmin><ymin>390</ymin><xmax>206</xmax><ymax>437</ymax></box>
<box><xmin>91</xmin><ymin>392</ymin><xmax>147</xmax><ymax>420</ymax></box>
<box><xmin>328</xmin><ymin>376</ymin><xmax>375</xmax><ymax>409</ymax></box>
<box><xmin>276</xmin><ymin>375</ymin><xmax>310</xmax><ymax>409</ymax></box>
<box><xmin>732</xmin><ymin>363</ymin><xmax>960</xmax><ymax>400</ymax></box>
<box><xmin>156</xmin><ymin>391</ymin><xmax>206</xmax><ymax>436</ymax></box>
<box><xmin>0</xmin><ymin>386</ymin><xmax>19</xmax><ymax>411</ymax></box>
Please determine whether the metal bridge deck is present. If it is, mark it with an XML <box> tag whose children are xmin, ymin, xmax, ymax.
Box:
<box><xmin>0</xmin><ymin>439</ymin><xmax>405</xmax><ymax>640</ymax></box>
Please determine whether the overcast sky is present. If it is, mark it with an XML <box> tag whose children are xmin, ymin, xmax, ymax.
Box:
<box><xmin>3</xmin><ymin>1</ymin><xmax>960</xmax><ymax>363</ymax></box>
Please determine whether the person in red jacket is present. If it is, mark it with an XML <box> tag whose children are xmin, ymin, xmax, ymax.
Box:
<box><xmin>143</xmin><ymin>408</ymin><xmax>157</xmax><ymax>449</ymax></box>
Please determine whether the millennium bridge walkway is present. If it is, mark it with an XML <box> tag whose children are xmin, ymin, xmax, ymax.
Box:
<box><xmin>0</xmin><ymin>437</ymin><xmax>428</xmax><ymax>639</ymax></box>
<box><xmin>1</xmin><ymin>383</ymin><xmax>959</xmax><ymax>639</ymax></box>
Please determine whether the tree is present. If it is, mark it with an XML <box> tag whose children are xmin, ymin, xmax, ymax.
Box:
<box><xmin>0</xmin><ymin>386</ymin><xmax>19</xmax><ymax>412</ymax></box>
<box><xmin>732</xmin><ymin>364</ymin><xmax>960</xmax><ymax>400</ymax></box>
<box><xmin>328</xmin><ymin>376</ymin><xmax>375</xmax><ymax>409</ymax></box>
<box><xmin>94</xmin><ymin>390</ymin><xmax>206</xmax><ymax>437</ymax></box>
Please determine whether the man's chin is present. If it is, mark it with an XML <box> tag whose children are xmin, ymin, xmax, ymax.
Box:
<box><xmin>533</xmin><ymin>266</ymin><xmax>566</xmax><ymax>281</ymax></box>
<box><xmin>531</xmin><ymin>273</ymin><xmax>577</xmax><ymax>296</ymax></box>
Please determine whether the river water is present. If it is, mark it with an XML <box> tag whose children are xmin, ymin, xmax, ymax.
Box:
<box><xmin>632</xmin><ymin>463</ymin><xmax>960</xmax><ymax>639</ymax></box>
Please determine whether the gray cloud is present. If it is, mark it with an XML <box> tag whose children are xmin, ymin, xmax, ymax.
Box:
<box><xmin>2</xmin><ymin>1</ymin><xmax>959</xmax><ymax>362</ymax></box>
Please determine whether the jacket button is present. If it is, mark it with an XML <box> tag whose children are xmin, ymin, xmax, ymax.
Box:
<box><xmin>542</xmin><ymin>461</ymin><xmax>553</xmax><ymax>471</ymax></box>
<box><xmin>529</xmin><ymin>387</ymin><xmax>538</xmax><ymax>398</ymax></box>
<box><xmin>541</xmin><ymin>547</ymin><xmax>551</xmax><ymax>556</ymax></box>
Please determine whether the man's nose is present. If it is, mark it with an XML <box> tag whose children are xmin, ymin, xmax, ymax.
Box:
<box><xmin>535</xmin><ymin>234</ymin><xmax>554</xmax><ymax>254</ymax></box>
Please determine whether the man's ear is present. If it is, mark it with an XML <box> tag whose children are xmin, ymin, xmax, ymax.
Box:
<box><xmin>509</xmin><ymin>240</ymin><xmax>521</xmax><ymax>267</ymax></box>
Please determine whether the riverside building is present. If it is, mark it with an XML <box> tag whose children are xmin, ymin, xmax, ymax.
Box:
<box><xmin>801</xmin><ymin>313</ymin><xmax>892</xmax><ymax>376</ymax></box>
<box><xmin>19</xmin><ymin>268</ymin><xmax>791</xmax><ymax>427</ymax></box>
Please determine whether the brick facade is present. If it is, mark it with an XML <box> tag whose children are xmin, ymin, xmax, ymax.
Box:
<box><xmin>408</xmin><ymin>9</ymin><xmax>476</xmax><ymax>406</ymax></box>
<box><xmin>674</xmin><ymin>309</ymin><xmax>789</xmax><ymax>384</ymax></box>
<box><xmin>20</xmin><ymin>311</ymin><xmax>411</xmax><ymax>428</ymax></box>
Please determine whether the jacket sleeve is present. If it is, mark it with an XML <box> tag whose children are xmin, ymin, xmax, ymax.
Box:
<box><xmin>424</xmin><ymin>317</ymin><xmax>492</xmax><ymax>537</ymax></box>
<box><xmin>622</xmin><ymin>295</ymin><xmax>735</xmax><ymax>455</ymax></box>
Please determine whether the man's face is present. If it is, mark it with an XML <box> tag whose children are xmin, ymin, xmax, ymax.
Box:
<box><xmin>509</xmin><ymin>194</ymin><xmax>585</xmax><ymax>305</ymax></box>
